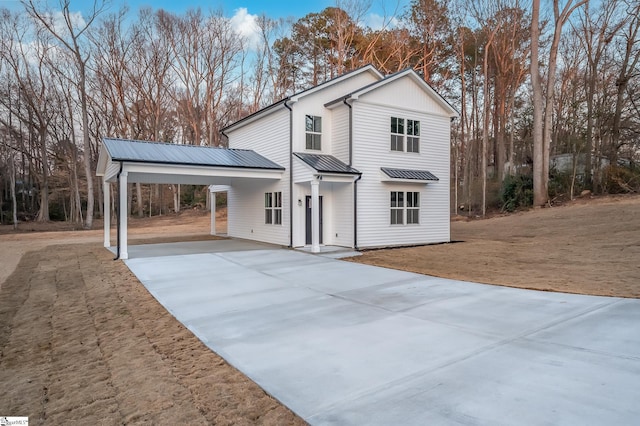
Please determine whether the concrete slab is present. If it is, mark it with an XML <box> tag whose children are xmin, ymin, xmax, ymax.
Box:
<box><xmin>123</xmin><ymin>241</ymin><xmax>640</xmax><ymax>425</ymax></box>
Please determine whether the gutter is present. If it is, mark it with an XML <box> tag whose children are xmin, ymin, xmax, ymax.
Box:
<box><xmin>220</xmin><ymin>129</ymin><xmax>229</xmax><ymax>147</ymax></box>
<box><xmin>114</xmin><ymin>161</ymin><xmax>123</xmax><ymax>260</ymax></box>
<box><xmin>284</xmin><ymin>98</ymin><xmax>293</xmax><ymax>248</ymax></box>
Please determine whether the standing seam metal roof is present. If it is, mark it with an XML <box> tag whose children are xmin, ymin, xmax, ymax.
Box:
<box><xmin>294</xmin><ymin>153</ymin><xmax>361</xmax><ymax>175</ymax></box>
<box><xmin>381</xmin><ymin>167</ymin><xmax>439</xmax><ymax>181</ymax></box>
<box><xmin>103</xmin><ymin>138</ymin><xmax>284</xmax><ymax>170</ymax></box>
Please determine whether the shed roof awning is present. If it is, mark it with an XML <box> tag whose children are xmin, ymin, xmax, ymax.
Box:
<box><xmin>381</xmin><ymin>167</ymin><xmax>439</xmax><ymax>183</ymax></box>
<box><xmin>97</xmin><ymin>138</ymin><xmax>284</xmax><ymax>184</ymax></box>
<box><xmin>294</xmin><ymin>152</ymin><xmax>361</xmax><ymax>175</ymax></box>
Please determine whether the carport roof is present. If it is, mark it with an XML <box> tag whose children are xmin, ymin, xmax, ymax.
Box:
<box><xmin>102</xmin><ymin>138</ymin><xmax>284</xmax><ymax>170</ymax></box>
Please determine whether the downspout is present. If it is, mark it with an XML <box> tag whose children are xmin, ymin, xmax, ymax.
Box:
<box><xmin>354</xmin><ymin>173</ymin><xmax>362</xmax><ymax>250</ymax></box>
<box><xmin>343</xmin><ymin>96</ymin><xmax>360</xmax><ymax>249</ymax></box>
<box><xmin>114</xmin><ymin>161</ymin><xmax>123</xmax><ymax>260</ymax></box>
<box><xmin>284</xmin><ymin>98</ymin><xmax>293</xmax><ymax>248</ymax></box>
<box><xmin>343</xmin><ymin>97</ymin><xmax>353</xmax><ymax>166</ymax></box>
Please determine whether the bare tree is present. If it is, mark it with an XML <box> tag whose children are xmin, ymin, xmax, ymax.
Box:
<box><xmin>531</xmin><ymin>0</ymin><xmax>586</xmax><ymax>206</ymax></box>
<box><xmin>610</xmin><ymin>0</ymin><xmax>640</xmax><ymax>159</ymax></box>
<box><xmin>23</xmin><ymin>0</ymin><xmax>108</xmax><ymax>228</ymax></box>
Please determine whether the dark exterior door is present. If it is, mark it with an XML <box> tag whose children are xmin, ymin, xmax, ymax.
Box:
<box><xmin>305</xmin><ymin>196</ymin><xmax>323</xmax><ymax>245</ymax></box>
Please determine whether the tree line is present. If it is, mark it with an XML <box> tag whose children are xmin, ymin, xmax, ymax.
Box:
<box><xmin>1</xmin><ymin>0</ymin><xmax>639</xmax><ymax>228</ymax></box>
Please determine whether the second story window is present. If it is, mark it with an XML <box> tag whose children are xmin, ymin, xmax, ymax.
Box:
<box><xmin>407</xmin><ymin>119</ymin><xmax>420</xmax><ymax>153</ymax></box>
<box><xmin>391</xmin><ymin>117</ymin><xmax>420</xmax><ymax>153</ymax></box>
<box><xmin>391</xmin><ymin>117</ymin><xmax>404</xmax><ymax>151</ymax></box>
<box><xmin>305</xmin><ymin>115</ymin><xmax>322</xmax><ymax>150</ymax></box>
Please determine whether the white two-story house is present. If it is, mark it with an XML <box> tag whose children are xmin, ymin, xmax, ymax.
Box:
<box><xmin>98</xmin><ymin>65</ymin><xmax>456</xmax><ymax>258</ymax></box>
<box><xmin>218</xmin><ymin>65</ymin><xmax>457</xmax><ymax>252</ymax></box>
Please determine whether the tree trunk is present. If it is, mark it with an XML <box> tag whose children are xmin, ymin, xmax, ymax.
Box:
<box><xmin>136</xmin><ymin>182</ymin><xmax>144</xmax><ymax>217</ymax></box>
<box><xmin>79</xmin><ymin>60</ymin><xmax>95</xmax><ymax>229</ymax></box>
<box><xmin>531</xmin><ymin>0</ymin><xmax>546</xmax><ymax>206</ymax></box>
<box><xmin>10</xmin><ymin>154</ymin><xmax>18</xmax><ymax>230</ymax></box>
<box><xmin>36</xmin><ymin>127</ymin><xmax>49</xmax><ymax>221</ymax></box>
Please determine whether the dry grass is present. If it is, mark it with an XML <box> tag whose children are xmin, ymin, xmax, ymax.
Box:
<box><xmin>349</xmin><ymin>194</ymin><xmax>640</xmax><ymax>298</ymax></box>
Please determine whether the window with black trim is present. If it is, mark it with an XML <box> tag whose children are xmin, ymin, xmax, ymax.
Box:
<box><xmin>390</xmin><ymin>117</ymin><xmax>420</xmax><ymax>153</ymax></box>
<box><xmin>390</xmin><ymin>191</ymin><xmax>419</xmax><ymax>225</ymax></box>
<box><xmin>305</xmin><ymin>115</ymin><xmax>322</xmax><ymax>150</ymax></box>
<box><xmin>265</xmin><ymin>192</ymin><xmax>282</xmax><ymax>225</ymax></box>
<box><xmin>390</xmin><ymin>117</ymin><xmax>404</xmax><ymax>151</ymax></box>
<box><xmin>407</xmin><ymin>119</ymin><xmax>420</xmax><ymax>153</ymax></box>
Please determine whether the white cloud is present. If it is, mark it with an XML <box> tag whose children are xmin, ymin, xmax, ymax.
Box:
<box><xmin>230</xmin><ymin>7</ymin><xmax>261</xmax><ymax>50</ymax></box>
<box><xmin>365</xmin><ymin>13</ymin><xmax>399</xmax><ymax>31</ymax></box>
<box><xmin>41</xmin><ymin>10</ymin><xmax>87</xmax><ymax>34</ymax></box>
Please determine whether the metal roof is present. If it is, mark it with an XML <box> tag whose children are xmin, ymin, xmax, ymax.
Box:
<box><xmin>102</xmin><ymin>138</ymin><xmax>284</xmax><ymax>170</ymax></box>
<box><xmin>381</xmin><ymin>167</ymin><xmax>439</xmax><ymax>181</ymax></box>
<box><xmin>294</xmin><ymin>153</ymin><xmax>361</xmax><ymax>175</ymax></box>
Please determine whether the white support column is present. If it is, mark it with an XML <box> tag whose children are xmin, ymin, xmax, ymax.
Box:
<box><xmin>103</xmin><ymin>179</ymin><xmax>110</xmax><ymax>248</ymax></box>
<box><xmin>210</xmin><ymin>191</ymin><xmax>217</xmax><ymax>236</ymax></box>
<box><xmin>311</xmin><ymin>179</ymin><xmax>320</xmax><ymax>253</ymax></box>
<box><xmin>119</xmin><ymin>171</ymin><xmax>129</xmax><ymax>260</ymax></box>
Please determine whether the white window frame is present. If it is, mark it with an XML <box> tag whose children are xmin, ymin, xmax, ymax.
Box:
<box><xmin>390</xmin><ymin>191</ymin><xmax>420</xmax><ymax>225</ymax></box>
<box><xmin>390</xmin><ymin>117</ymin><xmax>404</xmax><ymax>152</ymax></box>
<box><xmin>391</xmin><ymin>117</ymin><xmax>420</xmax><ymax>153</ymax></box>
<box><xmin>407</xmin><ymin>119</ymin><xmax>420</xmax><ymax>153</ymax></box>
<box><xmin>265</xmin><ymin>192</ymin><xmax>282</xmax><ymax>225</ymax></box>
<box><xmin>305</xmin><ymin>115</ymin><xmax>322</xmax><ymax>150</ymax></box>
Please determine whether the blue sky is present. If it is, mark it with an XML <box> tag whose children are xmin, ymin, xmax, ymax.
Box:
<box><xmin>0</xmin><ymin>0</ymin><xmax>409</xmax><ymax>28</ymax></box>
<box><xmin>121</xmin><ymin>0</ymin><xmax>409</xmax><ymax>22</ymax></box>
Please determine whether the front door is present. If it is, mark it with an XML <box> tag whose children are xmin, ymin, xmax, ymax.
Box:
<box><xmin>305</xmin><ymin>195</ymin><xmax>323</xmax><ymax>245</ymax></box>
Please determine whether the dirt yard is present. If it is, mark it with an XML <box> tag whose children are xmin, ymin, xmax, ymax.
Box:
<box><xmin>350</xmin><ymin>194</ymin><xmax>640</xmax><ymax>298</ymax></box>
<box><xmin>0</xmin><ymin>210</ymin><xmax>305</xmax><ymax>425</ymax></box>
<box><xmin>0</xmin><ymin>195</ymin><xmax>638</xmax><ymax>423</ymax></box>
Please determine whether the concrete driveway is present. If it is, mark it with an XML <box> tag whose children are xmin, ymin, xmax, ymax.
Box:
<box><xmin>124</xmin><ymin>240</ymin><xmax>640</xmax><ymax>425</ymax></box>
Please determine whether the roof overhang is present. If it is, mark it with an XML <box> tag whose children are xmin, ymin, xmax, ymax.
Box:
<box><xmin>97</xmin><ymin>138</ymin><xmax>284</xmax><ymax>185</ymax></box>
<box><xmin>293</xmin><ymin>152</ymin><xmax>361</xmax><ymax>184</ymax></box>
<box><xmin>325</xmin><ymin>68</ymin><xmax>459</xmax><ymax>118</ymax></box>
<box><xmin>102</xmin><ymin>161</ymin><xmax>283</xmax><ymax>184</ymax></box>
<box><xmin>380</xmin><ymin>167</ymin><xmax>439</xmax><ymax>184</ymax></box>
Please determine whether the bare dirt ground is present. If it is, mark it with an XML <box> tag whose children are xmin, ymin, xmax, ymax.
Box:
<box><xmin>1</xmin><ymin>195</ymin><xmax>638</xmax><ymax>423</ymax></box>
<box><xmin>350</xmin><ymin>194</ymin><xmax>640</xmax><ymax>298</ymax></box>
<box><xmin>0</xmin><ymin>209</ymin><xmax>305</xmax><ymax>425</ymax></box>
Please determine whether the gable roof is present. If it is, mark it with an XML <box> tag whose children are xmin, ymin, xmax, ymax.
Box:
<box><xmin>326</xmin><ymin>68</ymin><xmax>458</xmax><ymax>118</ymax></box>
<box><xmin>100</xmin><ymin>138</ymin><xmax>284</xmax><ymax>170</ymax></box>
<box><xmin>221</xmin><ymin>65</ymin><xmax>384</xmax><ymax>133</ymax></box>
<box><xmin>294</xmin><ymin>152</ymin><xmax>361</xmax><ymax>175</ymax></box>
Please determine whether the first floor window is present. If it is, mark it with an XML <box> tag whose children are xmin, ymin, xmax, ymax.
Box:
<box><xmin>265</xmin><ymin>192</ymin><xmax>282</xmax><ymax>225</ymax></box>
<box><xmin>406</xmin><ymin>191</ymin><xmax>420</xmax><ymax>224</ymax></box>
<box><xmin>390</xmin><ymin>191</ymin><xmax>420</xmax><ymax>225</ymax></box>
<box><xmin>390</xmin><ymin>191</ymin><xmax>404</xmax><ymax>224</ymax></box>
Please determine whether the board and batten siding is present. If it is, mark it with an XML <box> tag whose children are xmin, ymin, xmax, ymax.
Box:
<box><xmin>226</xmin><ymin>107</ymin><xmax>290</xmax><ymax>246</ymax></box>
<box><xmin>352</xmin><ymin>91</ymin><xmax>451</xmax><ymax>248</ymax></box>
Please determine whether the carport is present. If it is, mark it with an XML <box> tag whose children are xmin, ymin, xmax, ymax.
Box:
<box><xmin>96</xmin><ymin>138</ymin><xmax>284</xmax><ymax>259</ymax></box>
